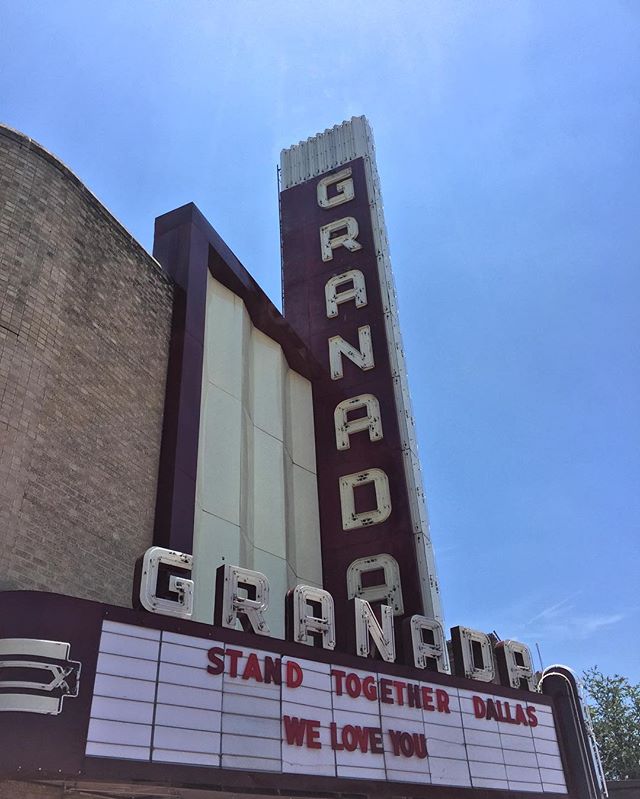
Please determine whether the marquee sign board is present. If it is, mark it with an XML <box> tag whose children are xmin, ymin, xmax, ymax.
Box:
<box><xmin>0</xmin><ymin>591</ymin><xmax>570</xmax><ymax>797</ymax></box>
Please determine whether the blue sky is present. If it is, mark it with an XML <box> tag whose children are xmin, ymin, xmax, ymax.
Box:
<box><xmin>2</xmin><ymin>1</ymin><xmax>638</xmax><ymax>683</ymax></box>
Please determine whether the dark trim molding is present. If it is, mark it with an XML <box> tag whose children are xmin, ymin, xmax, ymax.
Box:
<box><xmin>540</xmin><ymin>666</ymin><xmax>606</xmax><ymax>799</ymax></box>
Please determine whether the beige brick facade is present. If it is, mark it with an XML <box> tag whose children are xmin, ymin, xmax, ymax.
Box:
<box><xmin>0</xmin><ymin>125</ymin><xmax>173</xmax><ymax>606</ymax></box>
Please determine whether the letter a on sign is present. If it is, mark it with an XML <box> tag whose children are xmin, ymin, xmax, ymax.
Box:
<box><xmin>334</xmin><ymin>393</ymin><xmax>383</xmax><ymax>450</ymax></box>
<box><xmin>325</xmin><ymin>270</ymin><xmax>367</xmax><ymax>318</ymax></box>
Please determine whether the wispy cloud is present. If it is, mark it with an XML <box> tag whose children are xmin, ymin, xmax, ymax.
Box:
<box><xmin>578</xmin><ymin>613</ymin><xmax>626</xmax><ymax>635</ymax></box>
<box><xmin>495</xmin><ymin>592</ymin><xmax>632</xmax><ymax>647</ymax></box>
<box><xmin>526</xmin><ymin>593</ymin><xmax>581</xmax><ymax>626</ymax></box>
<box><xmin>522</xmin><ymin>606</ymin><xmax>627</xmax><ymax>643</ymax></box>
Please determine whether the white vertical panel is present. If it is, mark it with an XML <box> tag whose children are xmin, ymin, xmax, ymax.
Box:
<box><xmin>192</xmin><ymin>511</ymin><xmax>242</xmax><ymax>622</ymax></box>
<box><xmin>285</xmin><ymin>371</ymin><xmax>316</xmax><ymax>472</ymax></box>
<box><xmin>203</xmin><ymin>279</ymin><xmax>245</xmax><ymax>399</ymax></box>
<box><xmin>193</xmin><ymin>273</ymin><xmax>322</xmax><ymax>626</ymax></box>
<box><xmin>287</xmin><ymin>463</ymin><xmax>322</xmax><ymax>586</ymax></box>
<box><xmin>251</xmin><ymin>329</ymin><xmax>285</xmax><ymax>441</ymax></box>
<box><xmin>239</xmin><ymin>405</ymin><xmax>254</xmax><ymax>556</ymax></box>
<box><xmin>251</xmin><ymin>547</ymin><xmax>288</xmax><ymax>639</ymax></box>
<box><xmin>251</xmin><ymin>427</ymin><xmax>286</xmax><ymax>560</ymax></box>
<box><xmin>197</xmin><ymin>382</ymin><xmax>242</xmax><ymax>526</ymax></box>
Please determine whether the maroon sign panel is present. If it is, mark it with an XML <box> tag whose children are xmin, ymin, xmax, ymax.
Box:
<box><xmin>280</xmin><ymin>156</ymin><xmax>425</xmax><ymax>652</ymax></box>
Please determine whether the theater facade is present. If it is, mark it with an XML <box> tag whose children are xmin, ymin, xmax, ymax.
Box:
<box><xmin>0</xmin><ymin>118</ymin><xmax>606</xmax><ymax>799</ymax></box>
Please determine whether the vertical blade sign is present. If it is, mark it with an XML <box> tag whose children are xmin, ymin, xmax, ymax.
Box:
<box><xmin>279</xmin><ymin>117</ymin><xmax>442</xmax><ymax>653</ymax></box>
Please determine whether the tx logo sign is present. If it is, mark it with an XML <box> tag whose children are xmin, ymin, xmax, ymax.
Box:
<box><xmin>0</xmin><ymin>638</ymin><xmax>80</xmax><ymax>715</ymax></box>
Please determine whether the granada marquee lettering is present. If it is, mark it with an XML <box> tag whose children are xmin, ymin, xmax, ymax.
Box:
<box><xmin>136</xmin><ymin>546</ymin><xmax>536</xmax><ymax>692</ymax></box>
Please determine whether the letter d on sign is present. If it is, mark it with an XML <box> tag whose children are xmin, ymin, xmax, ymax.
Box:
<box><xmin>473</xmin><ymin>696</ymin><xmax>487</xmax><ymax>719</ymax></box>
<box><xmin>286</xmin><ymin>660</ymin><xmax>303</xmax><ymax>688</ymax></box>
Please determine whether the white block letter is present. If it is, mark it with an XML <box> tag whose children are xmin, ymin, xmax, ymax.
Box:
<box><xmin>409</xmin><ymin>615</ymin><xmax>451</xmax><ymax>673</ymax></box>
<box><xmin>354</xmin><ymin>598</ymin><xmax>396</xmax><ymax>662</ymax></box>
<box><xmin>325</xmin><ymin>269</ymin><xmax>367</xmax><ymax>318</ymax></box>
<box><xmin>317</xmin><ymin>167</ymin><xmax>354</xmax><ymax>208</ymax></box>
<box><xmin>329</xmin><ymin>325</ymin><xmax>374</xmax><ymax>380</ymax></box>
<box><xmin>339</xmin><ymin>468</ymin><xmax>391</xmax><ymax>530</ymax></box>
<box><xmin>139</xmin><ymin>547</ymin><xmax>194</xmax><ymax>619</ymax></box>
<box><xmin>290</xmin><ymin>585</ymin><xmax>336</xmax><ymax>650</ymax></box>
<box><xmin>320</xmin><ymin>216</ymin><xmax>362</xmax><ymax>261</ymax></box>
<box><xmin>216</xmin><ymin>564</ymin><xmax>271</xmax><ymax>635</ymax></box>
<box><xmin>334</xmin><ymin>393</ymin><xmax>382</xmax><ymax>450</ymax></box>
<box><xmin>496</xmin><ymin>640</ymin><xmax>536</xmax><ymax>691</ymax></box>
<box><xmin>347</xmin><ymin>554</ymin><xmax>404</xmax><ymax>614</ymax></box>
<box><xmin>453</xmin><ymin>626</ymin><xmax>495</xmax><ymax>682</ymax></box>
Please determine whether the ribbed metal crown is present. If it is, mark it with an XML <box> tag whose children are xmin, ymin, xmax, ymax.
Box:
<box><xmin>280</xmin><ymin>116</ymin><xmax>373</xmax><ymax>189</ymax></box>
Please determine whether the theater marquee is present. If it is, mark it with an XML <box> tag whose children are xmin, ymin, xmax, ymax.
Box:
<box><xmin>0</xmin><ymin>118</ymin><xmax>607</xmax><ymax>799</ymax></box>
<box><xmin>0</xmin><ymin>591</ymin><xmax>567</xmax><ymax>795</ymax></box>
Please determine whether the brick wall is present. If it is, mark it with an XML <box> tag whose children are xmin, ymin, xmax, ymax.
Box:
<box><xmin>0</xmin><ymin>125</ymin><xmax>173</xmax><ymax>606</ymax></box>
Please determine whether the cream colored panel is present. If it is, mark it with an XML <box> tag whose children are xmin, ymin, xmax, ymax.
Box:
<box><xmin>251</xmin><ymin>548</ymin><xmax>288</xmax><ymax>640</ymax></box>
<box><xmin>192</xmin><ymin>512</ymin><xmax>242</xmax><ymax>624</ymax></box>
<box><xmin>194</xmin><ymin>274</ymin><xmax>322</xmax><ymax>637</ymax></box>
<box><xmin>251</xmin><ymin>427</ymin><xmax>286</xmax><ymax>559</ymax></box>
<box><xmin>239</xmin><ymin>407</ymin><xmax>254</xmax><ymax>545</ymax></box>
<box><xmin>288</xmin><ymin>465</ymin><xmax>322</xmax><ymax>586</ymax></box>
<box><xmin>197</xmin><ymin>383</ymin><xmax>242</xmax><ymax>526</ymax></box>
<box><xmin>285</xmin><ymin>562</ymin><xmax>298</xmax><ymax>593</ymax></box>
<box><xmin>203</xmin><ymin>279</ymin><xmax>245</xmax><ymax>400</ymax></box>
<box><xmin>250</xmin><ymin>329</ymin><xmax>285</xmax><ymax>441</ymax></box>
<box><xmin>285</xmin><ymin>371</ymin><xmax>316</xmax><ymax>472</ymax></box>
